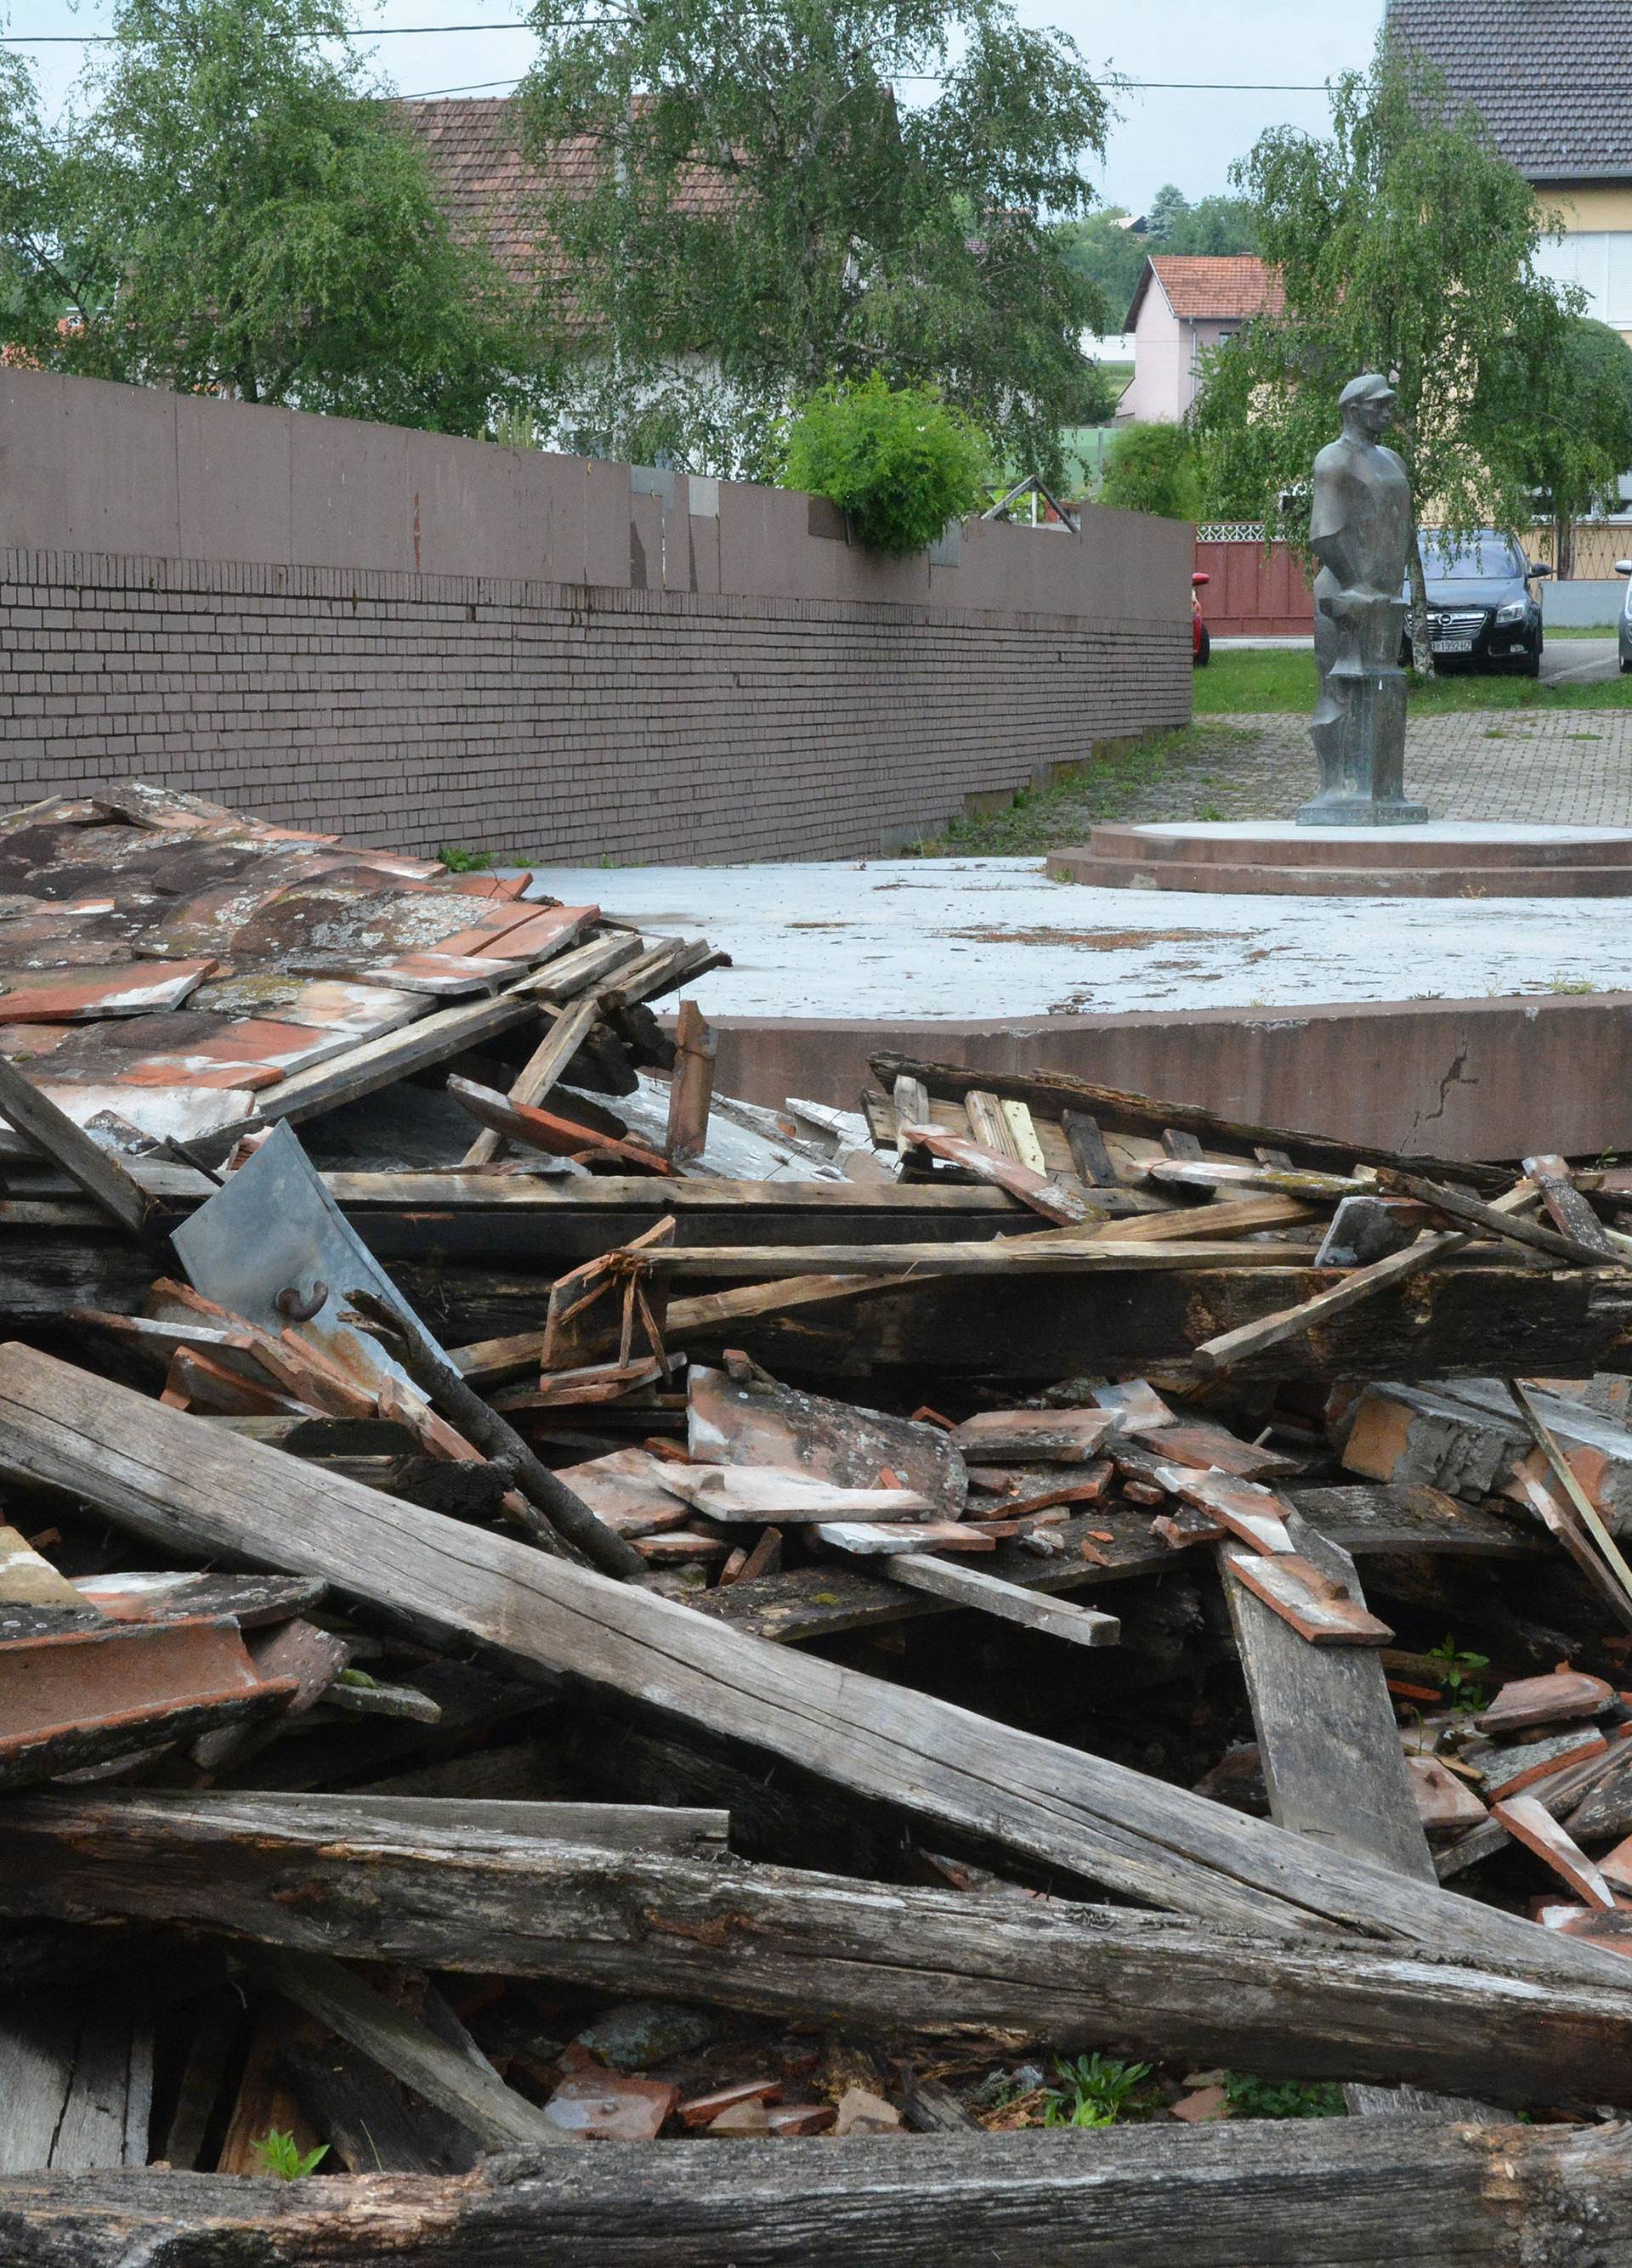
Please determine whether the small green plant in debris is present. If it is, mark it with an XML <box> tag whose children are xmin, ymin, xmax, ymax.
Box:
<box><xmin>1426</xmin><ymin>1632</ymin><xmax>1490</xmax><ymax>1711</ymax></box>
<box><xmin>1222</xmin><ymin>2073</ymin><xmax>1345</xmax><ymax>2120</ymax></box>
<box><xmin>438</xmin><ymin>844</ymin><xmax>495</xmax><ymax>872</ymax></box>
<box><xmin>1041</xmin><ymin>2053</ymin><xmax>1154</xmax><ymax>2128</ymax></box>
<box><xmin>250</xmin><ymin>2130</ymin><xmax>330</xmax><ymax>2180</ymax></box>
<box><xmin>1544</xmin><ymin>974</ymin><xmax>1599</xmax><ymax>994</ymax></box>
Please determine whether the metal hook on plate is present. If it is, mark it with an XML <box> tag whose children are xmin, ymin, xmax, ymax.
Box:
<box><xmin>275</xmin><ymin>1280</ymin><xmax>329</xmax><ymax>1323</ymax></box>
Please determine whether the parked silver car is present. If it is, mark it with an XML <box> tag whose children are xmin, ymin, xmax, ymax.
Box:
<box><xmin>1617</xmin><ymin>557</ymin><xmax>1632</xmax><ymax>672</ymax></box>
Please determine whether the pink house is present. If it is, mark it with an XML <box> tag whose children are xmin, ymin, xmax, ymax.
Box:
<box><xmin>1120</xmin><ymin>255</ymin><xmax>1284</xmax><ymax>423</ymax></box>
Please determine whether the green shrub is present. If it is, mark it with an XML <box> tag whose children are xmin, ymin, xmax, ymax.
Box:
<box><xmin>780</xmin><ymin>376</ymin><xmax>991</xmax><ymax>556</ymax></box>
<box><xmin>1223</xmin><ymin>2073</ymin><xmax>1346</xmax><ymax>2120</ymax></box>
<box><xmin>1097</xmin><ymin>421</ymin><xmax>1202</xmax><ymax>519</ymax></box>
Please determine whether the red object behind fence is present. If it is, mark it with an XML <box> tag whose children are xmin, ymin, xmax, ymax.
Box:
<box><xmin>1193</xmin><ymin>539</ymin><xmax>1313</xmax><ymax>636</ymax></box>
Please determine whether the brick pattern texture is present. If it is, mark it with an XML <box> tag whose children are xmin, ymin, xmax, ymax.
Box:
<box><xmin>0</xmin><ymin>549</ymin><xmax>1191</xmax><ymax>862</ymax></box>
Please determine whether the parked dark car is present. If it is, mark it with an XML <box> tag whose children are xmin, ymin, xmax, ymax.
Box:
<box><xmin>1402</xmin><ymin>532</ymin><xmax>1550</xmax><ymax>676</ymax></box>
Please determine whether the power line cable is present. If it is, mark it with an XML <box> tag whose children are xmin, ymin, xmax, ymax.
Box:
<box><xmin>0</xmin><ymin>24</ymin><xmax>1335</xmax><ymax>86</ymax></box>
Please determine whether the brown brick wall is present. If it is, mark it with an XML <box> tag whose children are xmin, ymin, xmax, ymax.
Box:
<box><xmin>0</xmin><ymin>548</ymin><xmax>1190</xmax><ymax>861</ymax></box>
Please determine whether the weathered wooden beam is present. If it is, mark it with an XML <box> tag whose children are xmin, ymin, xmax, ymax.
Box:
<box><xmin>8</xmin><ymin>2122</ymin><xmax>1632</xmax><ymax>2265</ymax></box>
<box><xmin>242</xmin><ymin>1945</ymin><xmax>570</xmax><ymax>2152</ymax></box>
<box><xmin>870</xmin><ymin>1051</ymin><xmax>1518</xmax><ymax>1192</ymax></box>
<box><xmin>0</xmin><ymin>1343</ymin><xmax>1624</xmax><ymax>1987</ymax></box>
<box><xmin>0</xmin><ymin>1056</ymin><xmax>154</xmax><ymax>1243</ymax></box>
<box><xmin>5</xmin><ymin>1791</ymin><xmax>1632</xmax><ymax>2107</ymax></box>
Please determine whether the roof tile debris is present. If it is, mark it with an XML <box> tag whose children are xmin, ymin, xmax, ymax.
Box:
<box><xmin>3</xmin><ymin>785</ymin><xmax>1632</xmax><ymax>2232</ymax></box>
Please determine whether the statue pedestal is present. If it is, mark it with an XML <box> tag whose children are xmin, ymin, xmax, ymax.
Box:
<box><xmin>1298</xmin><ymin>658</ymin><xmax>1426</xmax><ymax>827</ymax></box>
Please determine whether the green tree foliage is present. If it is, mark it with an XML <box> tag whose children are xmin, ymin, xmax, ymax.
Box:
<box><xmin>1055</xmin><ymin>209</ymin><xmax>1148</xmax><ymax>327</ymax></box>
<box><xmin>1510</xmin><ymin>319</ymin><xmax>1632</xmax><ymax>574</ymax></box>
<box><xmin>1144</xmin><ymin>182</ymin><xmax>1188</xmax><ymax>246</ymax></box>
<box><xmin>0</xmin><ymin>0</ymin><xmax>524</xmax><ymax>432</ymax></box>
<box><xmin>780</xmin><ymin>376</ymin><xmax>989</xmax><ymax>552</ymax></box>
<box><xmin>1168</xmin><ymin>194</ymin><xmax>1260</xmax><ymax>257</ymax></box>
<box><xmin>1098</xmin><ymin>421</ymin><xmax>1201</xmax><ymax>519</ymax></box>
<box><xmin>1190</xmin><ymin>42</ymin><xmax>1582</xmax><ymax>666</ymax></box>
<box><xmin>517</xmin><ymin>0</ymin><xmax>1112</xmax><ymax>480</ymax></box>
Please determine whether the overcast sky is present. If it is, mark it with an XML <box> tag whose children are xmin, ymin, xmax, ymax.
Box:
<box><xmin>10</xmin><ymin>0</ymin><xmax>1388</xmax><ymax>212</ymax></box>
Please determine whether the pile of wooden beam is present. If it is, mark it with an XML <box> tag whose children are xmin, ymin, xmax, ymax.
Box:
<box><xmin>10</xmin><ymin>795</ymin><xmax>1632</xmax><ymax>2262</ymax></box>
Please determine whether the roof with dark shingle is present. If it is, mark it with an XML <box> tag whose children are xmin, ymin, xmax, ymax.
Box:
<box><xmin>1385</xmin><ymin>0</ymin><xmax>1632</xmax><ymax>183</ymax></box>
<box><xmin>1125</xmin><ymin>255</ymin><xmax>1285</xmax><ymax>330</ymax></box>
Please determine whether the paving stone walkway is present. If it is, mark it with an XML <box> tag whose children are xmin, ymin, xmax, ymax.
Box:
<box><xmin>1148</xmin><ymin>712</ymin><xmax>1632</xmax><ymax>829</ymax></box>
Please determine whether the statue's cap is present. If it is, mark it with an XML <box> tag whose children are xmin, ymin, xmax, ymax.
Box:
<box><xmin>1339</xmin><ymin>371</ymin><xmax>1396</xmax><ymax>407</ymax></box>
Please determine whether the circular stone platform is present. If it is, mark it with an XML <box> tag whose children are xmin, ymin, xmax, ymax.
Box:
<box><xmin>1045</xmin><ymin>821</ymin><xmax>1632</xmax><ymax>897</ymax></box>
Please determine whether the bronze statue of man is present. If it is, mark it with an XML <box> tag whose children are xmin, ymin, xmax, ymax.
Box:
<box><xmin>1298</xmin><ymin>371</ymin><xmax>1428</xmax><ymax>826</ymax></box>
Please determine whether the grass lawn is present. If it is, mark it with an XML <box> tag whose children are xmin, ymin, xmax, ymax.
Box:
<box><xmin>920</xmin><ymin>726</ymin><xmax>1265</xmax><ymax>856</ymax></box>
<box><xmin>1196</xmin><ymin>648</ymin><xmax>1632</xmax><ymax>714</ymax></box>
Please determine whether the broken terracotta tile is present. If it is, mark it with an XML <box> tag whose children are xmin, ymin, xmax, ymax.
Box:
<box><xmin>659</xmin><ymin>1467</ymin><xmax>934</xmax><ymax>1526</ymax></box>
<box><xmin>679</xmin><ymin>2079</ymin><xmax>786</xmax><ymax>2129</ymax></box>
<box><xmin>1221</xmin><ymin>1544</ymin><xmax>1394</xmax><ymax>1646</ymax></box>
<box><xmin>1127</xmin><ymin>1420</ymin><xmax>1300</xmax><ymax>1480</ymax></box>
<box><xmin>832</xmin><ymin>2087</ymin><xmax>903</xmax><ymax>2136</ymax></box>
<box><xmin>1597</xmin><ymin>1833</ymin><xmax>1632</xmax><ymax>1898</ymax></box>
<box><xmin>1149</xmin><ymin>1466</ymin><xmax>1295</xmax><ymax>1556</ymax></box>
<box><xmin>1478</xmin><ymin>1727</ymin><xmax>1611</xmax><ymax>1801</ymax></box>
<box><xmin>0</xmin><ymin>960</ymin><xmax>217</xmax><ymax>1021</ymax></box>
<box><xmin>1170</xmin><ymin>2085</ymin><xmax>1229</xmax><ymax>2123</ymax></box>
<box><xmin>542</xmin><ymin>2070</ymin><xmax>679</xmax><ymax>2141</ymax></box>
<box><xmin>707</xmin><ymin>2099</ymin><xmax>772</xmax><ymax>2136</ymax></box>
<box><xmin>1493</xmin><ymin>1793</ymin><xmax>1619</xmax><ymax>1909</ymax></box>
<box><xmin>1406</xmin><ymin>1751</ymin><xmax>1490</xmax><ymax>1832</ymax></box>
<box><xmin>813</xmin><ymin>1521</ymin><xmax>997</xmax><ymax>1556</ymax></box>
<box><xmin>1475</xmin><ymin>1668</ymin><xmax>1615</xmax><ymax>1737</ymax></box>
<box><xmin>949</xmin><ymin>1410</ymin><xmax>1115</xmax><ymax>1465</ymax></box>
<box><xmin>767</xmin><ymin>2102</ymin><xmax>837</xmax><ymax>2137</ymax></box>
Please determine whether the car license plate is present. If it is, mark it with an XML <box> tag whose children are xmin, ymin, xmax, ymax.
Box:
<box><xmin>1431</xmin><ymin>637</ymin><xmax>1473</xmax><ymax>653</ymax></box>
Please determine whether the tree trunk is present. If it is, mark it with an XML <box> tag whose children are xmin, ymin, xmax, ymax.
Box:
<box><xmin>1555</xmin><ymin>516</ymin><xmax>1575</xmax><ymax>580</ymax></box>
<box><xmin>1407</xmin><ymin>530</ymin><xmax>1435</xmax><ymax>679</ymax></box>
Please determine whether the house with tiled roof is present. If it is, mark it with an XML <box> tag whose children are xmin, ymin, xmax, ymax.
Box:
<box><xmin>1386</xmin><ymin>0</ymin><xmax>1632</xmax><ymax>343</ymax></box>
<box><xmin>1119</xmin><ymin>255</ymin><xmax>1284</xmax><ymax>422</ymax></box>
<box><xmin>401</xmin><ymin>95</ymin><xmax>735</xmax><ymax>296</ymax></box>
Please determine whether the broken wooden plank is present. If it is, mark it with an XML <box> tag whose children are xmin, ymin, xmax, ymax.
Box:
<box><xmin>1524</xmin><ymin>1154</ymin><xmax>1619</xmax><ymax>1260</ymax></box>
<box><xmin>247</xmin><ymin>985</ymin><xmax>541</xmax><ymax>1129</ymax></box>
<box><xmin>1221</xmin><ymin>1515</ymin><xmax>1431</xmax><ymax>1883</ymax></box>
<box><xmin>4</xmin><ymin>1343</ymin><xmax>1626</xmax><ymax>1975</ymax></box>
<box><xmin>1220</xmin><ymin>1508</ymin><xmax>1487</xmax><ymax>2123</ymax></box>
<box><xmin>870</xmin><ymin>1052</ymin><xmax>1519</xmax><ymax>1194</ymax></box>
<box><xmin>244</xmin><ymin>1945</ymin><xmax>571</xmax><ymax>2151</ymax></box>
<box><xmin>638</xmin><ymin>1237</ymin><xmax>1323</xmax><ymax>1277</ymax></box>
<box><xmin>1062</xmin><ymin>1110</ymin><xmax>1117</xmax><ymax>1186</ymax></box>
<box><xmin>20</xmin><ymin>2110</ymin><xmax>1632</xmax><ymax>2263</ymax></box>
<box><xmin>666</xmin><ymin>999</ymin><xmax>716</xmax><ymax>1168</ymax></box>
<box><xmin>896</xmin><ymin>1123</ymin><xmax>1088</xmax><ymax>1224</ymax></box>
<box><xmin>447</xmin><ymin>1076</ymin><xmax>672</xmax><ymax>1174</ymax></box>
<box><xmin>460</xmin><ymin>993</ymin><xmax>605</xmax><ymax>1168</ymax></box>
<box><xmin>881</xmin><ymin>1557</ymin><xmax>1119</xmax><ymax>1646</ymax></box>
<box><xmin>7</xmin><ymin>1792</ymin><xmax>1632</xmax><ymax>2107</ymax></box>
<box><xmin>0</xmin><ymin>2000</ymin><xmax>152</xmax><ymax>2173</ymax></box>
<box><xmin>1377</xmin><ymin>1168</ymin><xmax>1617</xmax><ymax>1270</ymax></box>
<box><xmin>0</xmin><ymin>1054</ymin><xmax>154</xmax><ymax>1241</ymax></box>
